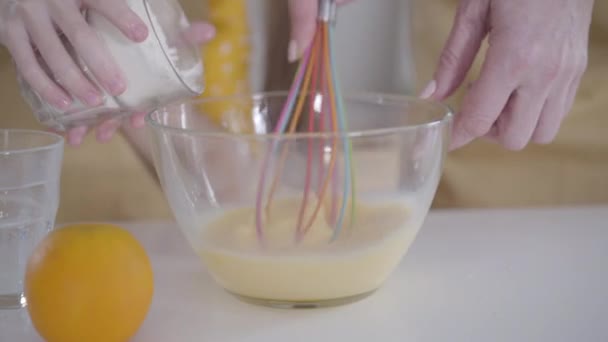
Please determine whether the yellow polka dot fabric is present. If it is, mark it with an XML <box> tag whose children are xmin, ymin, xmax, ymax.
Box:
<box><xmin>198</xmin><ymin>0</ymin><xmax>253</xmax><ymax>133</ymax></box>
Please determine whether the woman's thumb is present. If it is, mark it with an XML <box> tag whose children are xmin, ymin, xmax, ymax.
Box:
<box><xmin>287</xmin><ymin>0</ymin><xmax>318</xmax><ymax>62</ymax></box>
<box><xmin>421</xmin><ymin>1</ymin><xmax>489</xmax><ymax>100</ymax></box>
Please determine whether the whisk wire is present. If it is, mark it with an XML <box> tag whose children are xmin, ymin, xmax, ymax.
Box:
<box><xmin>299</xmin><ymin>23</ymin><xmax>339</xmax><ymax>237</ymax></box>
<box><xmin>289</xmin><ymin>27</ymin><xmax>321</xmax><ymax>237</ymax></box>
<box><xmin>255</xmin><ymin>0</ymin><xmax>353</xmax><ymax>244</ymax></box>
<box><xmin>328</xmin><ymin>24</ymin><xmax>356</xmax><ymax>240</ymax></box>
<box><xmin>254</xmin><ymin>44</ymin><xmax>313</xmax><ymax>241</ymax></box>
<box><xmin>298</xmin><ymin>26</ymin><xmax>324</xmax><ymax>239</ymax></box>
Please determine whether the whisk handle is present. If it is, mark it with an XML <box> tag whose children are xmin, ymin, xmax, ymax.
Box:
<box><xmin>318</xmin><ymin>0</ymin><xmax>337</xmax><ymax>23</ymax></box>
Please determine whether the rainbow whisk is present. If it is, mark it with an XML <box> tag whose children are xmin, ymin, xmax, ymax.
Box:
<box><xmin>255</xmin><ymin>0</ymin><xmax>355</xmax><ymax>245</ymax></box>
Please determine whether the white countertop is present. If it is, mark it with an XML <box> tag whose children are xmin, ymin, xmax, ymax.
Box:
<box><xmin>3</xmin><ymin>206</ymin><xmax>608</xmax><ymax>342</ymax></box>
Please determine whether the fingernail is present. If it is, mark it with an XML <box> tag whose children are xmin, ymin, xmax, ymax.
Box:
<box><xmin>131</xmin><ymin>113</ymin><xmax>146</xmax><ymax>128</ymax></box>
<box><xmin>419</xmin><ymin>80</ymin><xmax>437</xmax><ymax>99</ymax></box>
<box><xmin>97</xmin><ymin>120</ymin><xmax>121</xmax><ymax>143</ymax></box>
<box><xmin>98</xmin><ymin>126</ymin><xmax>119</xmax><ymax>143</ymax></box>
<box><xmin>54</xmin><ymin>96</ymin><xmax>72</xmax><ymax>110</ymax></box>
<box><xmin>98</xmin><ymin>131</ymin><xmax>113</xmax><ymax>142</ymax></box>
<box><xmin>84</xmin><ymin>90</ymin><xmax>102</xmax><ymax>106</ymax></box>
<box><xmin>108</xmin><ymin>77</ymin><xmax>126</xmax><ymax>95</ymax></box>
<box><xmin>202</xmin><ymin>24</ymin><xmax>216</xmax><ymax>40</ymax></box>
<box><xmin>287</xmin><ymin>40</ymin><xmax>298</xmax><ymax>63</ymax></box>
<box><xmin>68</xmin><ymin>126</ymin><xmax>87</xmax><ymax>146</ymax></box>
<box><xmin>132</xmin><ymin>24</ymin><xmax>149</xmax><ymax>41</ymax></box>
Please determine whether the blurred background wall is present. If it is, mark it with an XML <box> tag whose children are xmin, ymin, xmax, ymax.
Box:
<box><xmin>0</xmin><ymin>0</ymin><xmax>606</xmax><ymax>223</ymax></box>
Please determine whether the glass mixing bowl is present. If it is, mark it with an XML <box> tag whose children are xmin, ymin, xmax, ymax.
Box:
<box><xmin>146</xmin><ymin>92</ymin><xmax>452</xmax><ymax>308</ymax></box>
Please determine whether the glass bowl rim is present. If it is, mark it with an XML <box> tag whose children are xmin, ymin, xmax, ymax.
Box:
<box><xmin>0</xmin><ymin>129</ymin><xmax>64</xmax><ymax>156</ymax></box>
<box><xmin>145</xmin><ymin>91</ymin><xmax>454</xmax><ymax>140</ymax></box>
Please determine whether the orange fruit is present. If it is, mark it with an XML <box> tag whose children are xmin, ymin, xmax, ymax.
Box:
<box><xmin>24</xmin><ymin>223</ymin><xmax>154</xmax><ymax>342</ymax></box>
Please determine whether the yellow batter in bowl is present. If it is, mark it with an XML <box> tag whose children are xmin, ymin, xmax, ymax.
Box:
<box><xmin>195</xmin><ymin>197</ymin><xmax>422</xmax><ymax>307</ymax></box>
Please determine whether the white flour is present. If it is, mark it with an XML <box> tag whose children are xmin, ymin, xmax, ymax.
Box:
<box><xmin>88</xmin><ymin>0</ymin><xmax>204</xmax><ymax>109</ymax></box>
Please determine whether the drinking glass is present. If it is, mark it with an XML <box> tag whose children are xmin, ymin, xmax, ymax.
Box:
<box><xmin>0</xmin><ymin>129</ymin><xmax>64</xmax><ymax>309</ymax></box>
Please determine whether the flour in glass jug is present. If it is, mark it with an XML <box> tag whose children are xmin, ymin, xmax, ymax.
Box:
<box><xmin>16</xmin><ymin>0</ymin><xmax>205</xmax><ymax>131</ymax></box>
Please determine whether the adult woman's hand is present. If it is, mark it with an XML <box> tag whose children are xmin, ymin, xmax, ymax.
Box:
<box><xmin>287</xmin><ymin>0</ymin><xmax>353</xmax><ymax>62</ymax></box>
<box><xmin>422</xmin><ymin>0</ymin><xmax>594</xmax><ymax>150</ymax></box>
<box><xmin>0</xmin><ymin>0</ymin><xmax>215</xmax><ymax>146</ymax></box>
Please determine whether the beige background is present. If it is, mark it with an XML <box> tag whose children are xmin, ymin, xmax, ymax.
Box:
<box><xmin>0</xmin><ymin>0</ymin><xmax>606</xmax><ymax>223</ymax></box>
